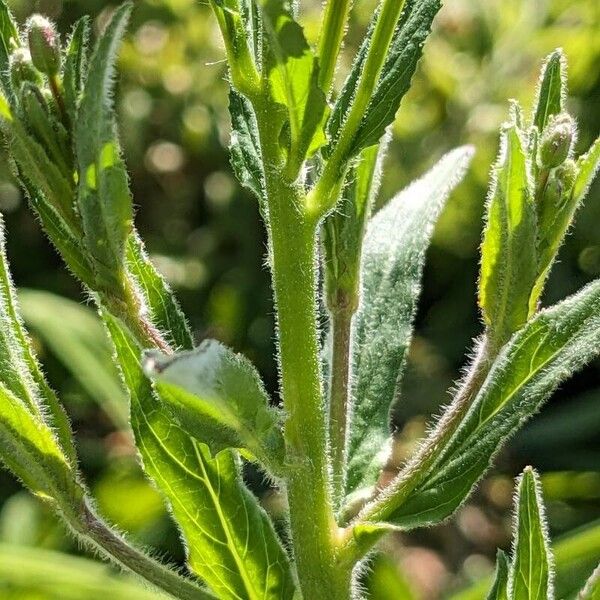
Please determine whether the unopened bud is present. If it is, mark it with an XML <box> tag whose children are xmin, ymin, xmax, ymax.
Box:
<box><xmin>539</xmin><ymin>113</ymin><xmax>575</xmax><ymax>169</ymax></box>
<box><xmin>9</xmin><ymin>48</ymin><xmax>41</xmax><ymax>90</ymax></box>
<box><xmin>26</xmin><ymin>15</ymin><xmax>61</xmax><ymax>76</ymax></box>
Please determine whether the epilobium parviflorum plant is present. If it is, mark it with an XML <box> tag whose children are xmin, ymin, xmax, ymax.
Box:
<box><xmin>0</xmin><ymin>0</ymin><xmax>598</xmax><ymax>598</ymax></box>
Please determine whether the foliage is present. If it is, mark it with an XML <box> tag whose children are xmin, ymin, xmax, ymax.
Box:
<box><xmin>0</xmin><ymin>0</ymin><xmax>596</xmax><ymax>598</ymax></box>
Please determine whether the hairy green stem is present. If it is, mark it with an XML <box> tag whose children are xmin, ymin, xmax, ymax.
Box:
<box><xmin>317</xmin><ymin>0</ymin><xmax>353</xmax><ymax>94</ymax></box>
<box><xmin>70</xmin><ymin>499</ymin><xmax>212</xmax><ymax>600</ymax></box>
<box><xmin>328</xmin><ymin>303</ymin><xmax>354</xmax><ymax>509</ymax></box>
<box><xmin>307</xmin><ymin>0</ymin><xmax>407</xmax><ymax>216</ymax></box>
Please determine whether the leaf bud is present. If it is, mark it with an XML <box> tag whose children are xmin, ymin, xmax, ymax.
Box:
<box><xmin>544</xmin><ymin>159</ymin><xmax>577</xmax><ymax>207</ymax></box>
<box><xmin>26</xmin><ymin>15</ymin><xmax>61</xmax><ymax>77</ymax></box>
<box><xmin>9</xmin><ymin>48</ymin><xmax>42</xmax><ymax>90</ymax></box>
<box><xmin>539</xmin><ymin>113</ymin><xmax>575</xmax><ymax>169</ymax></box>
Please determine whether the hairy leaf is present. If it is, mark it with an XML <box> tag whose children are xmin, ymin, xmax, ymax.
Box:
<box><xmin>486</xmin><ymin>551</ymin><xmax>509</xmax><ymax>600</ymax></box>
<box><xmin>75</xmin><ymin>3</ymin><xmax>133</xmax><ymax>292</ymax></box>
<box><xmin>0</xmin><ymin>219</ymin><xmax>76</xmax><ymax>464</ymax></box>
<box><xmin>0</xmin><ymin>0</ymin><xmax>20</xmax><ymax>103</ymax></box>
<box><xmin>144</xmin><ymin>339</ymin><xmax>285</xmax><ymax>474</ymax></box>
<box><xmin>260</xmin><ymin>0</ymin><xmax>328</xmax><ymax>170</ymax></box>
<box><xmin>126</xmin><ymin>232</ymin><xmax>193</xmax><ymax>351</ymax></box>
<box><xmin>346</xmin><ymin>147</ymin><xmax>473</xmax><ymax>494</ymax></box>
<box><xmin>327</xmin><ymin>0</ymin><xmax>441</xmax><ymax>159</ymax></box>
<box><xmin>63</xmin><ymin>16</ymin><xmax>91</xmax><ymax>121</ymax></box>
<box><xmin>532</xmin><ymin>49</ymin><xmax>566</xmax><ymax>132</ymax></box>
<box><xmin>479</xmin><ymin>123</ymin><xmax>537</xmax><ymax>346</ymax></box>
<box><xmin>366</xmin><ymin>278</ymin><xmax>600</xmax><ymax>530</ymax></box>
<box><xmin>229</xmin><ymin>89</ymin><xmax>266</xmax><ymax>208</ymax></box>
<box><xmin>104</xmin><ymin>315</ymin><xmax>295</xmax><ymax>599</ymax></box>
<box><xmin>510</xmin><ymin>468</ymin><xmax>553</xmax><ymax>600</ymax></box>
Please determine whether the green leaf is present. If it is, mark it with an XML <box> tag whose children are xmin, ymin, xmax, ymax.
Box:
<box><xmin>0</xmin><ymin>219</ymin><xmax>76</xmax><ymax>465</ymax></box>
<box><xmin>75</xmin><ymin>3</ymin><xmax>133</xmax><ymax>292</ymax></box>
<box><xmin>126</xmin><ymin>232</ymin><xmax>194</xmax><ymax>351</ymax></box>
<box><xmin>486</xmin><ymin>551</ymin><xmax>509</xmax><ymax>600</ymax></box>
<box><xmin>532</xmin><ymin>49</ymin><xmax>566</xmax><ymax>132</ymax></box>
<box><xmin>327</xmin><ymin>0</ymin><xmax>441</xmax><ymax>159</ymax></box>
<box><xmin>479</xmin><ymin>122</ymin><xmax>537</xmax><ymax>347</ymax></box>
<box><xmin>362</xmin><ymin>553</ymin><xmax>416</xmax><ymax>600</ymax></box>
<box><xmin>573</xmin><ymin>135</ymin><xmax>600</xmax><ymax>204</ymax></box>
<box><xmin>7</xmin><ymin>119</ymin><xmax>77</xmax><ymax>231</ymax></box>
<box><xmin>260</xmin><ymin>0</ymin><xmax>328</xmax><ymax>172</ymax></box>
<box><xmin>63</xmin><ymin>16</ymin><xmax>91</xmax><ymax>121</ymax></box>
<box><xmin>144</xmin><ymin>340</ymin><xmax>285</xmax><ymax>474</ymax></box>
<box><xmin>0</xmin><ymin>543</ymin><xmax>164</xmax><ymax>600</ymax></box>
<box><xmin>345</xmin><ymin>147</ymin><xmax>473</xmax><ymax>494</ymax></box>
<box><xmin>104</xmin><ymin>314</ymin><xmax>296</xmax><ymax>600</ymax></box>
<box><xmin>451</xmin><ymin>520</ymin><xmax>600</xmax><ymax>600</ymax></box>
<box><xmin>229</xmin><ymin>89</ymin><xmax>266</xmax><ymax>207</ymax></box>
<box><xmin>372</xmin><ymin>278</ymin><xmax>600</xmax><ymax>530</ymax></box>
<box><xmin>0</xmin><ymin>381</ymin><xmax>80</xmax><ymax>506</ymax></box>
<box><xmin>510</xmin><ymin>467</ymin><xmax>553</xmax><ymax>600</ymax></box>
<box><xmin>580</xmin><ymin>564</ymin><xmax>600</xmax><ymax>600</ymax></box>
<box><xmin>0</xmin><ymin>0</ymin><xmax>20</xmax><ymax>103</ymax></box>
<box><xmin>19</xmin><ymin>289</ymin><xmax>127</xmax><ymax>428</ymax></box>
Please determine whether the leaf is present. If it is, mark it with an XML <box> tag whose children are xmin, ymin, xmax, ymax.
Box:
<box><xmin>63</xmin><ymin>16</ymin><xmax>91</xmax><ymax>121</ymax></box>
<box><xmin>486</xmin><ymin>551</ymin><xmax>509</xmax><ymax>600</ymax></box>
<box><xmin>327</xmin><ymin>0</ymin><xmax>441</xmax><ymax>159</ymax></box>
<box><xmin>532</xmin><ymin>49</ymin><xmax>566</xmax><ymax>132</ymax></box>
<box><xmin>260</xmin><ymin>0</ymin><xmax>328</xmax><ymax>171</ymax></box>
<box><xmin>450</xmin><ymin>519</ymin><xmax>600</xmax><ymax>600</ymax></box>
<box><xmin>229</xmin><ymin>89</ymin><xmax>267</xmax><ymax>207</ymax></box>
<box><xmin>0</xmin><ymin>543</ymin><xmax>164</xmax><ymax>600</ymax></box>
<box><xmin>0</xmin><ymin>382</ymin><xmax>80</xmax><ymax>505</ymax></box>
<box><xmin>144</xmin><ymin>340</ymin><xmax>285</xmax><ymax>475</ymax></box>
<box><xmin>370</xmin><ymin>278</ymin><xmax>600</xmax><ymax>530</ymax></box>
<box><xmin>573</xmin><ymin>135</ymin><xmax>600</xmax><ymax>204</ymax></box>
<box><xmin>345</xmin><ymin>147</ymin><xmax>473</xmax><ymax>494</ymax></box>
<box><xmin>126</xmin><ymin>232</ymin><xmax>193</xmax><ymax>350</ymax></box>
<box><xmin>580</xmin><ymin>564</ymin><xmax>600</xmax><ymax>600</ymax></box>
<box><xmin>0</xmin><ymin>218</ymin><xmax>76</xmax><ymax>465</ymax></box>
<box><xmin>0</xmin><ymin>0</ymin><xmax>20</xmax><ymax>103</ymax></box>
<box><xmin>104</xmin><ymin>314</ymin><xmax>296</xmax><ymax>599</ymax></box>
<box><xmin>509</xmin><ymin>468</ymin><xmax>553</xmax><ymax>600</ymax></box>
<box><xmin>479</xmin><ymin>122</ymin><xmax>537</xmax><ymax>346</ymax></box>
<box><xmin>75</xmin><ymin>3</ymin><xmax>133</xmax><ymax>292</ymax></box>
<box><xmin>19</xmin><ymin>289</ymin><xmax>128</xmax><ymax>428</ymax></box>
<box><xmin>362</xmin><ymin>553</ymin><xmax>416</xmax><ymax>600</ymax></box>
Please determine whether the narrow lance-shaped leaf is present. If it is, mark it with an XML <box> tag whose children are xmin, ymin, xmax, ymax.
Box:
<box><xmin>259</xmin><ymin>0</ymin><xmax>328</xmax><ymax>172</ymax></box>
<box><xmin>63</xmin><ymin>16</ymin><xmax>91</xmax><ymax>121</ymax></box>
<box><xmin>346</xmin><ymin>147</ymin><xmax>473</xmax><ymax>495</ymax></box>
<box><xmin>0</xmin><ymin>0</ymin><xmax>20</xmax><ymax>102</ymax></box>
<box><xmin>532</xmin><ymin>49</ymin><xmax>566</xmax><ymax>132</ymax></box>
<box><xmin>360</xmin><ymin>278</ymin><xmax>600</xmax><ymax>532</ymax></box>
<box><xmin>486</xmin><ymin>551</ymin><xmax>509</xmax><ymax>600</ymax></box>
<box><xmin>327</xmin><ymin>0</ymin><xmax>441</xmax><ymax>160</ymax></box>
<box><xmin>479</xmin><ymin>121</ymin><xmax>537</xmax><ymax>347</ymax></box>
<box><xmin>104</xmin><ymin>314</ymin><xmax>296</xmax><ymax>600</ymax></box>
<box><xmin>75</xmin><ymin>3</ymin><xmax>133</xmax><ymax>293</ymax></box>
<box><xmin>510</xmin><ymin>467</ymin><xmax>553</xmax><ymax>600</ymax></box>
<box><xmin>229</xmin><ymin>89</ymin><xmax>267</xmax><ymax>210</ymax></box>
<box><xmin>143</xmin><ymin>340</ymin><xmax>285</xmax><ymax>476</ymax></box>
<box><xmin>0</xmin><ymin>217</ymin><xmax>77</xmax><ymax>465</ymax></box>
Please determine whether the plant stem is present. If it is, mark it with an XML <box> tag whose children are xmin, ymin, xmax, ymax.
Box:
<box><xmin>354</xmin><ymin>334</ymin><xmax>494</xmax><ymax>531</ymax></box>
<box><xmin>307</xmin><ymin>0</ymin><xmax>407</xmax><ymax>216</ymax></box>
<box><xmin>71</xmin><ymin>499</ymin><xmax>212</xmax><ymax>600</ymax></box>
<box><xmin>317</xmin><ymin>0</ymin><xmax>353</xmax><ymax>94</ymax></box>
<box><xmin>328</xmin><ymin>303</ymin><xmax>354</xmax><ymax>508</ymax></box>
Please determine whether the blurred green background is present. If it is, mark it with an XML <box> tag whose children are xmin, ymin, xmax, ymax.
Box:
<box><xmin>0</xmin><ymin>0</ymin><xmax>598</xmax><ymax>598</ymax></box>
